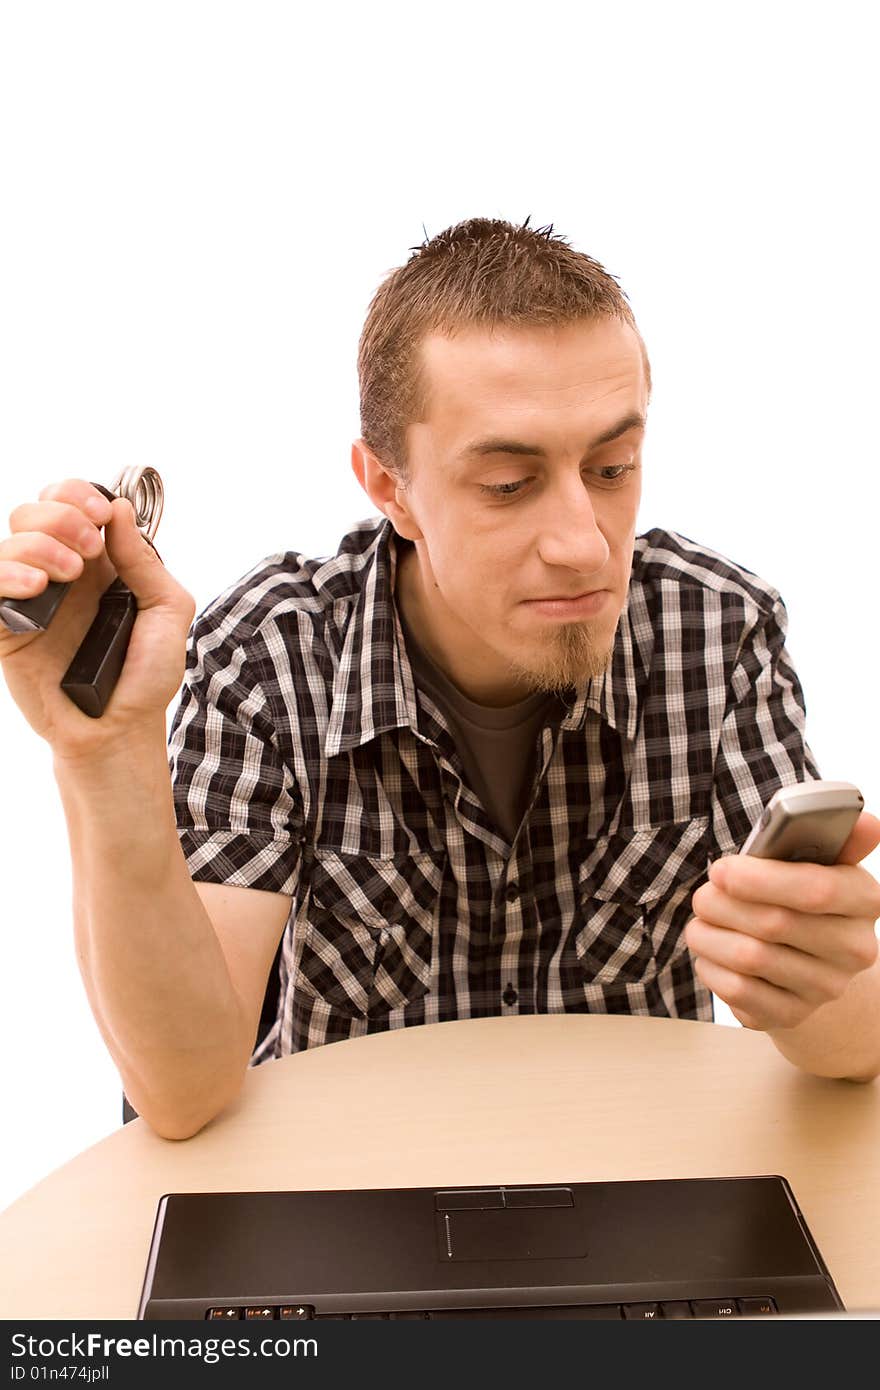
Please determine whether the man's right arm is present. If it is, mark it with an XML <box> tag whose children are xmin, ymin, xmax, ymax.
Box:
<box><xmin>55</xmin><ymin>728</ymin><xmax>291</xmax><ymax>1140</ymax></box>
<box><xmin>0</xmin><ymin>477</ymin><xmax>291</xmax><ymax>1139</ymax></box>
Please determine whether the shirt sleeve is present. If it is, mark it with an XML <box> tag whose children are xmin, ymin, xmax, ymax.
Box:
<box><xmin>710</xmin><ymin>593</ymin><xmax>822</xmax><ymax>856</ymax></box>
<box><xmin>168</xmin><ymin>612</ymin><xmax>303</xmax><ymax>896</ymax></box>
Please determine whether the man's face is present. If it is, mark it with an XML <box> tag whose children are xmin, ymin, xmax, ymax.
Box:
<box><xmin>373</xmin><ymin>317</ymin><xmax>648</xmax><ymax>705</ymax></box>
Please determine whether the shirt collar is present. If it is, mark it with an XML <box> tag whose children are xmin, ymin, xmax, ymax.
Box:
<box><xmin>325</xmin><ymin>518</ymin><xmax>645</xmax><ymax>757</ymax></box>
<box><xmin>556</xmin><ymin>584</ymin><xmax>644</xmax><ymax>742</ymax></box>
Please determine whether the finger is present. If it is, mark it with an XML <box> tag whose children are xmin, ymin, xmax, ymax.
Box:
<box><xmin>710</xmin><ymin>852</ymin><xmax>880</xmax><ymax>921</ymax></box>
<box><xmin>101</xmin><ymin>498</ymin><xmax>169</xmax><ymax>608</ymax></box>
<box><xmin>691</xmin><ymin>954</ymin><xmax>812</xmax><ymax>1031</ymax></box>
<box><xmin>685</xmin><ymin>917</ymin><xmax>852</xmax><ymax>1005</ymax></box>
<box><xmin>0</xmin><ymin>530</ymin><xmax>94</xmax><ymax>583</ymax></box>
<box><xmin>8</xmin><ymin>499</ymin><xmax>108</xmax><ymax>560</ymax></box>
<box><xmin>690</xmin><ymin>880</ymin><xmax>876</xmax><ymax>971</ymax></box>
<box><xmin>38</xmin><ymin>479</ymin><xmax>114</xmax><ymax>526</ymax></box>
<box><xmin>835</xmin><ymin>811</ymin><xmax>880</xmax><ymax>867</ymax></box>
<box><xmin>0</xmin><ymin>558</ymin><xmax>51</xmax><ymax>599</ymax></box>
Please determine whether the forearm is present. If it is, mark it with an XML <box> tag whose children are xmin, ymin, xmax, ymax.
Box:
<box><xmin>54</xmin><ymin>725</ymin><xmax>252</xmax><ymax>1138</ymax></box>
<box><xmin>768</xmin><ymin>953</ymin><xmax>880</xmax><ymax>1082</ymax></box>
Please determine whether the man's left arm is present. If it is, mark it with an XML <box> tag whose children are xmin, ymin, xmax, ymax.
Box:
<box><xmin>686</xmin><ymin>815</ymin><xmax>880</xmax><ymax>1081</ymax></box>
<box><xmin>688</xmin><ymin>588</ymin><xmax>880</xmax><ymax>1079</ymax></box>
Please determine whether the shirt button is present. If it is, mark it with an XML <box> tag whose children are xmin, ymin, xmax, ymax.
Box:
<box><xmin>505</xmin><ymin>882</ymin><xmax>520</xmax><ymax>902</ymax></box>
<box><xmin>502</xmin><ymin>984</ymin><xmax>518</xmax><ymax>1005</ymax></box>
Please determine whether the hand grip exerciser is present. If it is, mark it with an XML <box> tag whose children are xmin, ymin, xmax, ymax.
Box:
<box><xmin>0</xmin><ymin>466</ymin><xmax>164</xmax><ymax>718</ymax></box>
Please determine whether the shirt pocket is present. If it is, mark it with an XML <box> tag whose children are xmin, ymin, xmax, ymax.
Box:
<box><xmin>573</xmin><ymin>816</ymin><xmax>712</xmax><ymax>987</ymax></box>
<box><xmin>293</xmin><ymin>846</ymin><xmax>446</xmax><ymax>1019</ymax></box>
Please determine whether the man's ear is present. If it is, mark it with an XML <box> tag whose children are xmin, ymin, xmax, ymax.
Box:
<box><xmin>351</xmin><ymin>439</ymin><xmax>424</xmax><ymax>542</ymax></box>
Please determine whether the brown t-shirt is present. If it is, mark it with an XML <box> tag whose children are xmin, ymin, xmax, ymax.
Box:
<box><xmin>398</xmin><ymin>609</ymin><xmax>564</xmax><ymax>844</ymax></box>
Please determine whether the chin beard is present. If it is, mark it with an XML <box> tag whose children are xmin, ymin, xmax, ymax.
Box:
<box><xmin>504</xmin><ymin>620</ymin><xmax>616</xmax><ymax>695</ymax></box>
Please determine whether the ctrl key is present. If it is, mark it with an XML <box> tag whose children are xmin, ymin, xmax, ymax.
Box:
<box><xmin>691</xmin><ymin>1300</ymin><xmax>739</xmax><ymax>1318</ymax></box>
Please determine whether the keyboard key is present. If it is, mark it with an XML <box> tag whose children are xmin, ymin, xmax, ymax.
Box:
<box><xmin>622</xmin><ymin>1303</ymin><xmax>661</xmax><ymax>1319</ymax></box>
<box><xmin>691</xmin><ymin>1299</ymin><xmax>739</xmax><ymax>1318</ymax></box>
<box><xmin>349</xmin><ymin>1313</ymin><xmax>390</xmax><ymax>1319</ymax></box>
<box><xmin>737</xmin><ymin>1297</ymin><xmax>777</xmax><ymax>1316</ymax></box>
<box><xmin>206</xmin><ymin>1307</ymin><xmax>240</xmax><ymax>1320</ymax></box>
<box><xmin>426</xmin><ymin>1305</ymin><xmax>622</xmax><ymax>1319</ymax></box>
<box><xmin>660</xmin><ymin>1302</ymin><xmax>694</xmax><ymax>1319</ymax></box>
<box><xmin>279</xmin><ymin>1306</ymin><xmax>314</xmax><ymax>1319</ymax></box>
<box><xmin>244</xmin><ymin>1307</ymin><xmax>276</xmax><ymax>1320</ymax></box>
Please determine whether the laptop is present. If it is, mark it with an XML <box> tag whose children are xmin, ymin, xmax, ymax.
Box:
<box><xmin>137</xmin><ymin>1175</ymin><xmax>844</xmax><ymax>1320</ymax></box>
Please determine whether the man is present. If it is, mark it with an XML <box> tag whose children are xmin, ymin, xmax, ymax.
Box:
<box><xmin>1</xmin><ymin>217</ymin><xmax>879</xmax><ymax>1141</ymax></box>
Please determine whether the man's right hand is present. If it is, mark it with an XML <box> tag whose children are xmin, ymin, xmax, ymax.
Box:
<box><xmin>0</xmin><ymin>477</ymin><xmax>196</xmax><ymax>759</ymax></box>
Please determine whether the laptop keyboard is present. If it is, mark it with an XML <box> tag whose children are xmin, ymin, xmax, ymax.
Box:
<box><xmin>207</xmin><ymin>1296</ymin><xmax>778</xmax><ymax>1320</ymax></box>
<box><xmin>140</xmin><ymin>1180</ymin><xmax>841</xmax><ymax>1321</ymax></box>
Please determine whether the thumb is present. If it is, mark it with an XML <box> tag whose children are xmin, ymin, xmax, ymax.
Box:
<box><xmin>102</xmin><ymin>497</ymin><xmax>168</xmax><ymax>607</ymax></box>
<box><xmin>836</xmin><ymin>810</ymin><xmax>880</xmax><ymax>866</ymax></box>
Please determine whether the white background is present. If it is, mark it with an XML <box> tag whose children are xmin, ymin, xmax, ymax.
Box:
<box><xmin>1</xmin><ymin>1</ymin><xmax>877</xmax><ymax>1214</ymax></box>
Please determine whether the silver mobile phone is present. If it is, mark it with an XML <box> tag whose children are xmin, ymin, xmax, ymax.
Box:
<box><xmin>740</xmin><ymin>781</ymin><xmax>864</xmax><ymax>864</ymax></box>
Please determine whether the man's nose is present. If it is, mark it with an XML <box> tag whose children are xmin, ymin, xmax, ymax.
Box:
<box><xmin>534</xmin><ymin>482</ymin><xmax>611</xmax><ymax>575</ymax></box>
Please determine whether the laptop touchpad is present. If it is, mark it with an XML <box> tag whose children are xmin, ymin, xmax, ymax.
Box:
<box><xmin>441</xmin><ymin>1208</ymin><xmax>586</xmax><ymax>1261</ymax></box>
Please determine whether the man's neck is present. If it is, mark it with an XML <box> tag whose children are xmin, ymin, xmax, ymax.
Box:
<box><xmin>393</xmin><ymin>539</ymin><xmax>537</xmax><ymax>708</ymax></box>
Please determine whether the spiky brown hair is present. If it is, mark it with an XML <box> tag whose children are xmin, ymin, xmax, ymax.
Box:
<box><xmin>357</xmin><ymin>215</ymin><xmax>651</xmax><ymax>484</ymax></box>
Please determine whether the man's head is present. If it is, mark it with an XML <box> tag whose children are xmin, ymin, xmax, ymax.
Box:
<box><xmin>352</xmin><ymin>217</ymin><xmax>650</xmax><ymax>705</ymax></box>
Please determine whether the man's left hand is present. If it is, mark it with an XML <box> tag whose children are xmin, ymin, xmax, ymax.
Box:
<box><xmin>685</xmin><ymin>811</ymin><xmax>880</xmax><ymax>1031</ymax></box>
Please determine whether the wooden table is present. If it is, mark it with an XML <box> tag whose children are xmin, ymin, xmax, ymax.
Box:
<box><xmin>1</xmin><ymin>1014</ymin><xmax>878</xmax><ymax>1318</ymax></box>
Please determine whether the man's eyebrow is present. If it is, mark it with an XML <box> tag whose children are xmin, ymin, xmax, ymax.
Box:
<box><xmin>457</xmin><ymin>411</ymin><xmax>647</xmax><ymax>461</ymax></box>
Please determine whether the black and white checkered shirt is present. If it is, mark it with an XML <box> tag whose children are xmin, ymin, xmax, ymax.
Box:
<box><xmin>167</xmin><ymin>517</ymin><xmax>820</xmax><ymax>1063</ymax></box>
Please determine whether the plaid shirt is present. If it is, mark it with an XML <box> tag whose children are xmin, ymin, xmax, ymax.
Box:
<box><xmin>167</xmin><ymin>518</ymin><xmax>820</xmax><ymax>1062</ymax></box>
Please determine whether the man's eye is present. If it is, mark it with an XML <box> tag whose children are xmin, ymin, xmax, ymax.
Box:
<box><xmin>478</xmin><ymin>464</ymin><xmax>637</xmax><ymax>499</ymax></box>
<box><xmin>480</xmin><ymin>480</ymin><xmax>528</xmax><ymax>497</ymax></box>
<box><xmin>597</xmin><ymin>465</ymin><xmax>635</xmax><ymax>483</ymax></box>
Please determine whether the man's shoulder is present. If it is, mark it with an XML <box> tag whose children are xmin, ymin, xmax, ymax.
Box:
<box><xmin>632</xmin><ymin>527</ymin><xmax>782</xmax><ymax>615</ymax></box>
<box><xmin>191</xmin><ymin>515</ymin><xmax>387</xmax><ymax>648</ymax></box>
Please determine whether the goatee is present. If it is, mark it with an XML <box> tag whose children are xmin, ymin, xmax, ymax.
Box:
<box><xmin>504</xmin><ymin>620</ymin><xmax>616</xmax><ymax>695</ymax></box>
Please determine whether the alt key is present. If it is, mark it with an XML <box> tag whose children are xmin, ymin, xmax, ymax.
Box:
<box><xmin>622</xmin><ymin>1303</ymin><xmax>661</xmax><ymax>1320</ymax></box>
